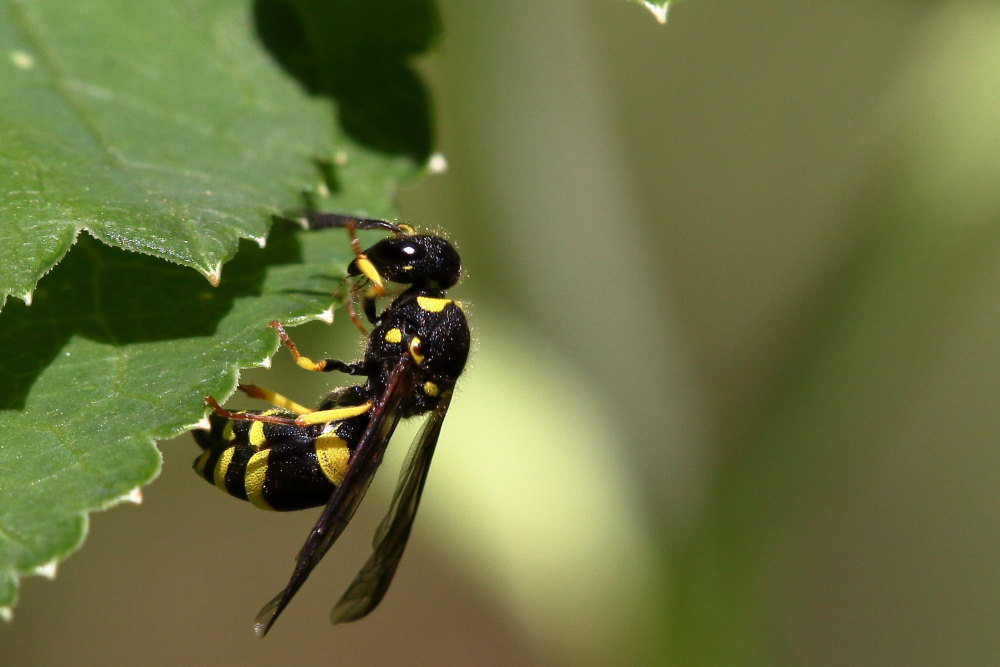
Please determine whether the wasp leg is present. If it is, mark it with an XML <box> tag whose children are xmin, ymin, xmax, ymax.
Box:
<box><xmin>204</xmin><ymin>396</ymin><xmax>373</xmax><ymax>427</ymax></box>
<box><xmin>344</xmin><ymin>218</ymin><xmax>386</xmax><ymax>298</ymax></box>
<box><xmin>292</xmin><ymin>401</ymin><xmax>373</xmax><ymax>426</ymax></box>
<box><xmin>330</xmin><ymin>274</ymin><xmax>370</xmax><ymax>335</ymax></box>
<box><xmin>361</xmin><ymin>293</ymin><xmax>378</xmax><ymax>326</ymax></box>
<box><xmin>345</xmin><ymin>282</ymin><xmax>371</xmax><ymax>335</ymax></box>
<box><xmin>237</xmin><ymin>384</ymin><xmax>311</xmax><ymax>415</ymax></box>
<box><xmin>204</xmin><ymin>396</ymin><xmax>298</xmax><ymax>425</ymax></box>
<box><xmin>269</xmin><ymin>321</ymin><xmax>367</xmax><ymax>375</ymax></box>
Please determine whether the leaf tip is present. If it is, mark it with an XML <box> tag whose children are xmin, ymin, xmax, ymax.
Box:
<box><xmin>194</xmin><ymin>416</ymin><xmax>212</xmax><ymax>431</ymax></box>
<box><xmin>643</xmin><ymin>1</ymin><xmax>671</xmax><ymax>24</ymax></box>
<box><xmin>0</xmin><ymin>606</ymin><xmax>11</xmax><ymax>623</ymax></box>
<box><xmin>33</xmin><ymin>560</ymin><xmax>58</xmax><ymax>580</ymax></box>
<box><xmin>206</xmin><ymin>264</ymin><xmax>222</xmax><ymax>287</ymax></box>
<box><xmin>122</xmin><ymin>487</ymin><xmax>144</xmax><ymax>505</ymax></box>
<box><xmin>259</xmin><ymin>356</ymin><xmax>273</xmax><ymax>370</ymax></box>
<box><xmin>21</xmin><ymin>291</ymin><xmax>33</xmax><ymax>306</ymax></box>
<box><xmin>317</xmin><ymin>306</ymin><xmax>335</xmax><ymax>324</ymax></box>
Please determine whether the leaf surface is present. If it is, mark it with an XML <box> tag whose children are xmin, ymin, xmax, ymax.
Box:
<box><xmin>0</xmin><ymin>0</ymin><xmax>438</xmax><ymax>614</ymax></box>
<box><xmin>0</xmin><ymin>0</ymin><xmax>435</xmax><ymax>306</ymax></box>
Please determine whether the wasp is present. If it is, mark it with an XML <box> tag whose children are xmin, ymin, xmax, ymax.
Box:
<box><xmin>193</xmin><ymin>213</ymin><xmax>470</xmax><ymax>636</ymax></box>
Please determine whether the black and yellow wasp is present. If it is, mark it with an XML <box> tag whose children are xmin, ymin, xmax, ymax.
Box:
<box><xmin>193</xmin><ymin>213</ymin><xmax>470</xmax><ymax>636</ymax></box>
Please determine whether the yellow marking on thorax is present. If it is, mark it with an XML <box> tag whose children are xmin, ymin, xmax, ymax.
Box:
<box><xmin>384</xmin><ymin>327</ymin><xmax>403</xmax><ymax>344</ymax></box>
<box><xmin>423</xmin><ymin>381</ymin><xmax>439</xmax><ymax>397</ymax></box>
<box><xmin>408</xmin><ymin>336</ymin><xmax>424</xmax><ymax>364</ymax></box>
<box><xmin>417</xmin><ymin>296</ymin><xmax>451</xmax><ymax>312</ymax></box>
<box><xmin>213</xmin><ymin>447</ymin><xmax>235</xmax><ymax>491</ymax></box>
<box><xmin>315</xmin><ymin>432</ymin><xmax>350</xmax><ymax>486</ymax></box>
<box><xmin>221</xmin><ymin>421</ymin><xmax>235</xmax><ymax>442</ymax></box>
<box><xmin>244</xmin><ymin>450</ymin><xmax>274</xmax><ymax>511</ymax></box>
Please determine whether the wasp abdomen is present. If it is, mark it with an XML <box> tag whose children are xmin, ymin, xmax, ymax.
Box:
<box><xmin>193</xmin><ymin>410</ymin><xmax>366</xmax><ymax>512</ymax></box>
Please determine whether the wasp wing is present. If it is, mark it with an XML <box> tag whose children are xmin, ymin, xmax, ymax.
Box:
<box><xmin>253</xmin><ymin>356</ymin><xmax>413</xmax><ymax>637</ymax></box>
<box><xmin>329</xmin><ymin>389</ymin><xmax>453</xmax><ymax>624</ymax></box>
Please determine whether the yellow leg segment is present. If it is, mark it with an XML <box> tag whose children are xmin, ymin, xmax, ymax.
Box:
<box><xmin>294</xmin><ymin>401</ymin><xmax>373</xmax><ymax>427</ymax></box>
<box><xmin>238</xmin><ymin>384</ymin><xmax>312</xmax><ymax>415</ymax></box>
<box><xmin>269</xmin><ymin>320</ymin><xmax>332</xmax><ymax>372</ymax></box>
<box><xmin>295</xmin><ymin>355</ymin><xmax>327</xmax><ymax>372</ymax></box>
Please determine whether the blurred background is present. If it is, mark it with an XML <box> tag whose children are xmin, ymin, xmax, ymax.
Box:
<box><xmin>5</xmin><ymin>0</ymin><xmax>1000</xmax><ymax>664</ymax></box>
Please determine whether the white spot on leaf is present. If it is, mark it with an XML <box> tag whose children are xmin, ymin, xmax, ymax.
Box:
<box><xmin>10</xmin><ymin>50</ymin><xmax>34</xmax><ymax>69</ymax></box>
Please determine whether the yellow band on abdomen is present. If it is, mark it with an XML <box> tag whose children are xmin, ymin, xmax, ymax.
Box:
<box><xmin>315</xmin><ymin>433</ymin><xmax>351</xmax><ymax>486</ymax></box>
<box><xmin>245</xmin><ymin>450</ymin><xmax>274</xmax><ymax>511</ymax></box>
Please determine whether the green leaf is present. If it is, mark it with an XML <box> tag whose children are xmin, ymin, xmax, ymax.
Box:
<box><xmin>0</xmin><ymin>0</ymin><xmax>438</xmax><ymax>615</ymax></box>
<box><xmin>0</xmin><ymin>0</ymin><xmax>437</xmax><ymax>308</ymax></box>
